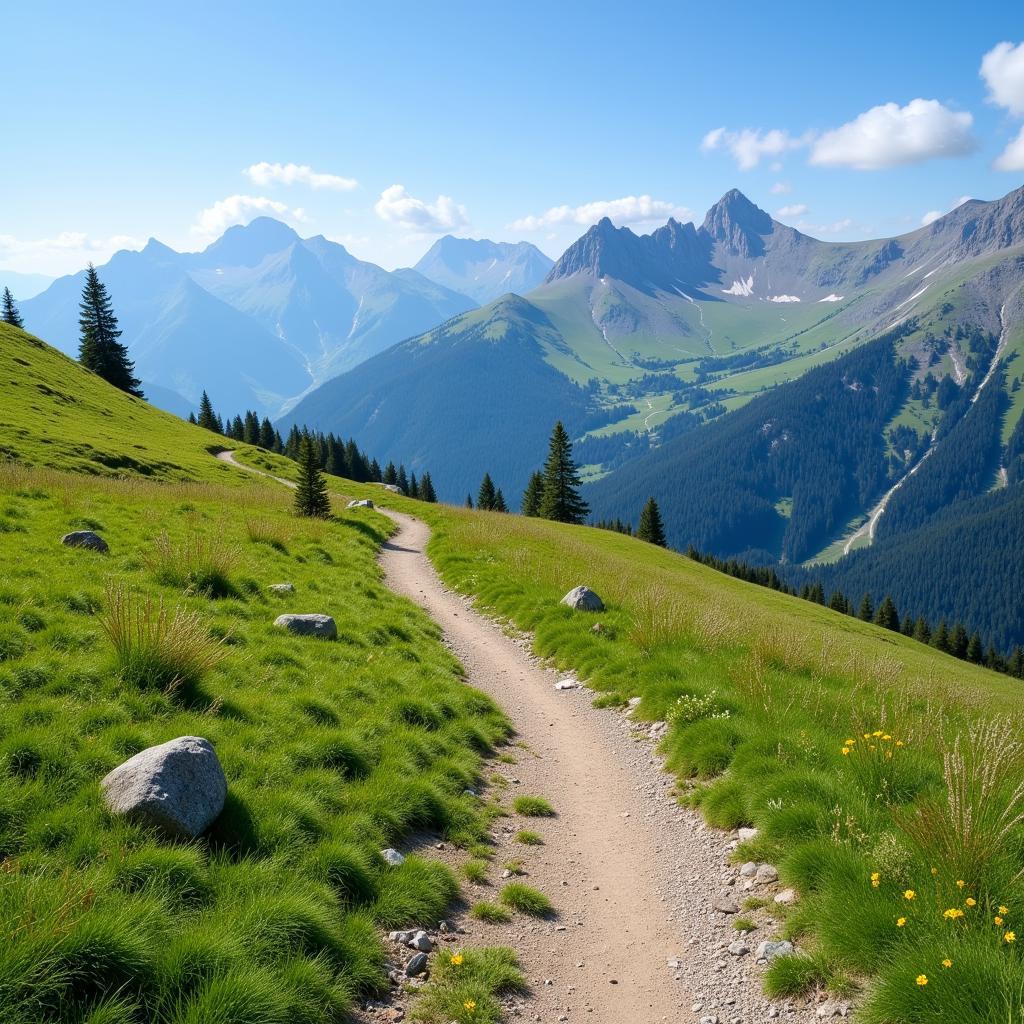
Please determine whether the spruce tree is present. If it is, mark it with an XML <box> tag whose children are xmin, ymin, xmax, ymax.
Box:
<box><xmin>828</xmin><ymin>590</ymin><xmax>849</xmax><ymax>614</ymax></box>
<box><xmin>913</xmin><ymin>616</ymin><xmax>931</xmax><ymax>644</ymax></box>
<box><xmin>874</xmin><ymin>595</ymin><xmax>900</xmax><ymax>631</ymax></box>
<box><xmin>293</xmin><ymin>435</ymin><xmax>331</xmax><ymax>518</ymax></box>
<box><xmin>932</xmin><ymin>620</ymin><xmax>950</xmax><ymax>653</ymax></box>
<box><xmin>2</xmin><ymin>287</ymin><xmax>24</xmax><ymax>328</ymax></box>
<box><xmin>78</xmin><ymin>264</ymin><xmax>143</xmax><ymax>396</ymax></box>
<box><xmin>521</xmin><ymin>471</ymin><xmax>544</xmax><ymax>516</ymax></box>
<box><xmin>187</xmin><ymin>411</ymin><xmax>197</xmax><ymax>424</ymax></box>
<box><xmin>966</xmin><ymin>632</ymin><xmax>983</xmax><ymax>664</ymax></box>
<box><xmin>636</xmin><ymin>496</ymin><xmax>666</xmax><ymax>546</ymax></box>
<box><xmin>383</xmin><ymin>462</ymin><xmax>398</xmax><ymax>486</ymax></box>
<box><xmin>396</xmin><ymin>465</ymin><xmax>409</xmax><ymax>495</ymax></box>
<box><xmin>493</xmin><ymin>488</ymin><xmax>508</xmax><ymax>513</ymax></box>
<box><xmin>243</xmin><ymin>411</ymin><xmax>260</xmax><ymax>446</ymax></box>
<box><xmin>259</xmin><ymin>417</ymin><xmax>276</xmax><ymax>449</ymax></box>
<box><xmin>949</xmin><ymin>624</ymin><xmax>969</xmax><ymax>659</ymax></box>
<box><xmin>408</xmin><ymin>472</ymin><xmax>419</xmax><ymax>500</ymax></box>
<box><xmin>230</xmin><ymin>414</ymin><xmax>244</xmax><ymax>440</ymax></box>
<box><xmin>1011</xmin><ymin>647</ymin><xmax>1024</xmax><ymax>679</ymax></box>
<box><xmin>539</xmin><ymin>421</ymin><xmax>588</xmax><ymax>524</ymax></box>
<box><xmin>197</xmin><ymin>391</ymin><xmax>218</xmax><ymax>431</ymax></box>
<box><xmin>857</xmin><ymin>593</ymin><xmax>874</xmax><ymax>622</ymax></box>
<box><xmin>900</xmin><ymin>614</ymin><xmax>915</xmax><ymax>637</ymax></box>
<box><xmin>419</xmin><ymin>472</ymin><xmax>437</xmax><ymax>503</ymax></box>
<box><xmin>465</xmin><ymin>494</ymin><xmax>474</xmax><ymax>509</ymax></box>
<box><xmin>477</xmin><ymin>473</ymin><xmax>496</xmax><ymax>511</ymax></box>
<box><xmin>808</xmin><ymin>582</ymin><xmax>826</xmax><ymax>605</ymax></box>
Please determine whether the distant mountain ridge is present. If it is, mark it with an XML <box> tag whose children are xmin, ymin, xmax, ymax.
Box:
<box><xmin>414</xmin><ymin>235</ymin><xmax>553</xmax><ymax>303</ymax></box>
<box><xmin>20</xmin><ymin>219</ymin><xmax>478</xmax><ymax>416</ymax></box>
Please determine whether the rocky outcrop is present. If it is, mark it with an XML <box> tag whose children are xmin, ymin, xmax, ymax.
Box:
<box><xmin>274</xmin><ymin>613</ymin><xmax>337</xmax><ymax>639</ymax></box>
<box><xmin>61</xmin><ymin>530</ymin><xmax>108</xmax><ymax>553</ymax></box>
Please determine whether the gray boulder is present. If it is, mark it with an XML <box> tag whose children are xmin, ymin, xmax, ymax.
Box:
<box><xmin>405</xmin><ymin>952</ymin><xmax>429</xmax><ymax>977</ymax></box>
<box><xmin>274</xmin><ymin>613</ymin><xmax>337</xmax><ymax>640</ymax></box>
<box><xmin>712</xmin><ymin>894</ymin><xmax>740</xmax><ymax>914</ymax></box>
<box><xmin>268</xmin><ymin>583</ymin><xmax>295</xmax><ymax>594</ymax></box>
<box><xmin>381</xmin><ymin>847</ymin><xmax>405</xmax><ymax>866</ymax></box>
<box><xmin>755</xmin><ymin>864</ymin><xmax>779</xmax><ymax>884</ymax></box>
<box><xmin>100</xmin><ymin>735</ymin><xmax>226</xmax><ymax>838</ymax></box>
<box><xmin>755</xmin><ymin>940</ymin><xmax>794</xmax><ymax>962</ymax></box>
<box><xmin>381</xmin><ymin>484</ymin><xmax>402</xmax><ymax>494</ymax></box>
<box><xmin>61</xmin><ymin>530</ymin><xmax>108</xmax><ymax>553</ymax></box>
<box><xmin>560</xmin><ymin>586</ymin><xmax>604</xmax><ymax>612</ymax></box>
<box><xmin>347</xmin><ymin>499</ymin><xmax>374</xmax><ymax>509</ymax></box>
<box><xmin>408</xmin><ymin>930</ymin><xmax>433</xmax><ymax>952</ymax></box>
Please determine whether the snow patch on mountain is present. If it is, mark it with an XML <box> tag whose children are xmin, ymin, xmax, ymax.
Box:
<box><xmin>723</xmin><ymin>275</ymin><xmax>755</xmax><ymax>297</ymax></box>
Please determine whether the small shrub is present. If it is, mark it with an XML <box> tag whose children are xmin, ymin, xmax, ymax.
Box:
<box><xmin>666</xmin><ymin>689</ymin><xmax>731</xmax><ymax>726</ymax></box>
<box><xmin>512</xmin><ymin>796</ymin><xmax>554</xmax><ymax>818</ymax></box>
<box><xmin>732</xmin><ymin>917</ymin><xmax>757</xmax><ymax>932</ymax></box>
<box><xmin>470</xmin><ymin>901</ymin><xmax>511</xmax><ymax>924</ymax></box>
<box><xmin>0</xmin><ymin>624</ymin><xmax>28</xmax><ymax>662</ymax></box>
<box><xmin>499</xmin><ymin>883</ymin><xmax>553</xmax><ymax>917</ymax></box>
<box><xmin>501</xmin><ymin>859</ymin><xmax>524</xmax><ymax>875</ymax></box>
<box><xmin>99</xmin><ymin>582</ymin><xmax>227</xmax><ymax>690</ymax></box>
<box><xmin>515</xmin><ymin>830</ymin><xmax>543</xmax><ymax>846</ymax></box>
<box><xmin>462</xmin><ymin>861</ymin><xmax>489</xmax><ymax>884</ymax></box>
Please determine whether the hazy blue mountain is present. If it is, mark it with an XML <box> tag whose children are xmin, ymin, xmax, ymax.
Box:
<box><xmin>0</xmin><ymin>270</ymin><xmax>54</xmax><ymax>300</ymax></box>
<box><xmin>20</xmin><ymin>218</ymin><xmax>477</xmax><ymax>417</ymax></box>
<box><xmin>414</xmin><ymin>235</ymin><xmax>553</xmax><ymax>303</ymax></box>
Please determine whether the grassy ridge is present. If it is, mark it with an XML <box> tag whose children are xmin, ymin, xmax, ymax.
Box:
<box><xmin>413</xmin><ymin>509</ymin><xmax>1024</xmax><ymax>1021</ymax></box>
<box><xmin>0</xmin><ymin>463</ymin><xmax>510</xmax><ymax>1023</ymax></box>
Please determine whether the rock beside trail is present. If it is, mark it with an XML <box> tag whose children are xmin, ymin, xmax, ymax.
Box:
<box><xmin>775</xmin><ymin>887</ymin><xmax>797</xmax><ymax>905</ymax></box>
<box><xmin>560</xmin><ymin>586</ymin><xmax>604</xmax><ymax>612</ymax></box>
<box><xmin>100</xmin><ymin>736</ymin><xmax>226</xmax><ymax>838</ymax></box>
<box><xmin>348</xmin><ymin>499</ymin><xmax>374</xmax><ymax>509</ymax></box>
<box><xmin>381</xmin><ymin>848</ymin><xmax>405</xmax><ymax>866</ymax></box>
<box><xmin>408</xmin><ymin>930</ymin><xmax>433</xmax><ymax>952</ymax></box>
<box><xmin>274</xmin><ymin>613</ymin><xmax>337</xmax><ymax>640</ymax></box>
<box><xmin>755</xmin><ymin>863</ymin><xmax>779</xmax><ymax>884</ymax></box>
<box><xmin>712</xmin><ymin>894</ymin><xmax>740</xmax><ymax>914</ymax></box>
<box><xmin>755</xmin><ymin>940</ymin><xmax>794</xmax><ymax>962</ymax></box>
<box><xmin>381</xmin><ymin>484</ymin><xmax>402</xmax><ymax>494</ymax></box>
<box><xmin>405</xmin><ymin>953</ymin><xmax>428</xmax><ymax>977</ymax></box>
<box><xmin>268</xmin><ymin>583</ymin><xmax>295</xmax><ymax>594</ymax></box>
<box><xmin>737</xmin><ymin>826</ymin><xmax>759</xmax><ymax>842</ymax></box>
<box><xmin>61</xmin><ymin>530</ymin><xmax>108</xmax><ymax>553</ymax></box>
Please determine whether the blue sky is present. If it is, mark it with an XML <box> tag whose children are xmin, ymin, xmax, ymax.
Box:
<box><xmin>2</xmin><ymin>0</ymin><xmax>1023</xmax><ymax>276</ymax></box>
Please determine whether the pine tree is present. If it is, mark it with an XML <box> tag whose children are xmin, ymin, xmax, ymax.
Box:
<box><xmin>521</xmin><ymin>471</ymin><xmax>544</xmax><ymax>517</ymax></box>
<box><xmin>2</xmin><ymin>287</ymin><xmax>24</xmax><ymax>328</ymax></box>
<box><xmin>477</xmin><ymin>473</ymin><xmax>496</xmax><ymax>511</ymax></box>
<box><xmin>828</xmin><ymin>590</ymin><xmax>849</xmax><ymax>614</ymax></box>
<box><xmin>259</xmin><ymin>417</ymin><xmax>276</xmax><ymax>449</ymax></box>
<box><xmin>78</xmin><ymin>264</ymin><xmax>143</xmax><ymax>396</ymax></box>
<box><xmin>1010</xmin><ymin>647</ymin><xmax>1024</xmax><ymax>679</ymax></box>
<box><xmin>857</xmin><ymin>593</ymin><xmax>874</xmax><ymax>622</ymax></box>
<box><xmin>419</xmin><ymin>472</ymin><xmax>437</xmax><ymax>503</ymax></box>
<box><xmin>932</xmin><ymin>620</ymin><xmax>950</xmax><ymax>653</ymax></box>
<box><xmin>913</xmin><ymin>616</ymin><xmax>931</xmax><ymax>644</ymax></box>
<box><xmin>243</xmin><ymin>411</ymin><xmax>260</xmax><ymax>446</ymax></box>
<box><xmin>493</xmin><ymin>488</ymin><xmax>508</xmax><ymax>512</ymax></box>
<box><xmin>874</xmin><ymin>595</ymin><xmax>900</xmax><ymax>632</ymax></box>
<box><xmin>900</xmin><ymin>614</ymin><xmax>915</xmax><ymax>637</ymax></box>
<box><xmin>396</xmin><ymin>465</ymin><xmax>409</xmax><ymax>495</ymax></box>
<box><xmin>465</xmin><ymin>494</ymin><xmax>474</xmax><ymax>509</ymax></box>
<box><xmin>369</xmin><ymin>458</ymin><xmax>382</xmax><ymax>483</ymax></box>
<box><xmin>197</xmin><ymin>391</ymin><xmax>218</xmax><ymax>431</ymax></box>
<box><xmin>293</xmin><ymin>435</ymin><xmax>331</xmax><ymax>518</ymax></box>
<box><xmin>187</xmin><ymin>411</ymin><xmax>197</xmax><ymax>424</ymax></box>
<box><xmin>636</xmin><ymin>496</ymin><xmax>667</xmax><ymax>546</ymax></box>
<box><xmin>949</xmin><ymin>624</ymin><xmax>969</xmax><ymax>659</ymax></box>
<box><xmin>808</xmin><ymin>582</ymin><xmax>826</xmax><ymax>605</ymax></box>
<box><xmin>230</xmin><ymin>414</ymin><xmax>244</xmax><ymax>440</ymax></box>
<box><xmin>408</xmin><ymin>472</ymin><xmax>419</xmax><ymax>500</ymax></box>
<box><xmin>539</xmin><ymin>421</ymin><xmax>589</xmax><ymax>524</ymax></box>
<box><xmin>966</xmin><ymin>632</ymin><xmax>983</xmax><ymax>663</ymax></box>
<box><xmin>383</xmin><ymin>462</ymin><xmax>398</xmax><ymax>486</ymax></box>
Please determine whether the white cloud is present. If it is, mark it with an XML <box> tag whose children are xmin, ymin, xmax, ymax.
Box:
<box><xmin>981</xmin><ymin>41</ymin><xmax>1024</xmax><ymax>116</ymax></box>
<box><xmin>794</xmin><ymin>217</ymin><xmax>856</xmax><ymax>238</ymax></box>
<box><xmin>775</xmin><ymin>203</ymin><xmax>808</xmax><ymax>218</ymax></box>
<box><xmin>191</xmin><ymin>195</ymin><xmax>308</xmax><ymax>239</ymax></box>
<box><xmin>374</xmin><ymin>185</ymin><xmax>468</xmax><ymax>233</ymax></box>
<box><xmin>700</xmin><ymin>127</ymin><xmax>807</xmax><ymax>170</ymax></box>
<box><xmin>809</xmin><ymin>99</ymin><xmax>976</xmax><ymax>170</ymax></box>
<box><xmin>244</xmin><ymin>161</ymin><xmax>358</xmax><ymax>190</ymax></box>
<box><xmin>770</xmin><ymin>181</ymin><xmax>792</xmax><ymax>194</ymax></box>
<box><xmin>994</xmin><ymin>125</ymin><xmax>1024</xmax><ymax>171</ymax></box>
<box><xmin>509</xmin><ymin>195</ymin><xmax>692</xmax><ymax>231</ymax></box>
<box><xmin>0</xmin><ymin>231</ymin><xmax>146</xmax><ymax>275</ymax></box>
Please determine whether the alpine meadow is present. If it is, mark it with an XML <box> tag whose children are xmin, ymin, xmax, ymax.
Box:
<box><xmin>3</xmin><ymin>4</ymin><xmax>1024</xmax><ymax>1022</ymax></box>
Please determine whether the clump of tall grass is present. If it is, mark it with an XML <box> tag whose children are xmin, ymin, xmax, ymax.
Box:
<box><xmin>99</xmin><ymin>582</ymin><xmax>227</xmax><ymax>690</ymax></box>
<box><xmin>144</xmin><ymin>531</ymin><xmax>238</xmax><ymax>598</ymax></box>
<box><xmin>245</xmin><ymin>517</ymin><xmax>291</xmax><ymax>553</ymax></box>
<box><xmin>628</xmin><ymin>583</ymin><xmax>683</xmax><ymax>652</ymax></box>
<box><xmin>410</xmin><ymin>947</ymin><xmax>524</xmax><ymax>1024</ymax></box>
<box><xmin>498</xmin><ymin>883</ymin><xmax>553</xmax><ymax>917</ymax></box>
<box><xmin>512</xmin><ymin>795</ymin><xmax>554</xmax><ymax>817</ymax></box>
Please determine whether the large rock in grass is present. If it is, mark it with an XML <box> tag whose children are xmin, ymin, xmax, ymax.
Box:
<box><xmin>560</xmin><ymin>586</ymin><xmax>604</xmax><ymax>612</ymax></box>
<box><xmin>101</xmin><ymin>736</ymin><xmax>226</xmax><ymax>838</ymax></box>
<box><xmin>61</xmin><ymin>530</ymin><xmax>108</xmax><ymax>553</ymax></box>
<box><xmin>347</xmin><ymin>499</ymin><xmax>374</xmax><ymax>509</ymax></box>
<box><xmin>274</xmin><ymin>613</ymin><xmax>337</xmax><ymax>640</ymax></box>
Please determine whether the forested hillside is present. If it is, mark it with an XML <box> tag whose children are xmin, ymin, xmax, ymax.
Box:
<box><xmin>587</xmin><ymin>330</ymin><xmax>912</xmax><ymax>562</ymax></box>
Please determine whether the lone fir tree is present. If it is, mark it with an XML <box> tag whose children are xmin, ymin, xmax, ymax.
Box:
<box><xmin>293</xmin><ymin>435</ymin><xmax>332</xmax><ymax>518</ymax></box>
<box><xmin>2</xmin><ymin>287</ymin><xmax>24</xmax><ymax>328</ymax></box>
<box><xmin>539</xmin><ymin>421</ymin><xmax>588</xmax><ymax>524</ymax></box>
<box><xmin>78</xmin><ymin>264</ymin><xmax>143</xmax><ymax>397</ymax></box>
<box><xmin>477</xmin><ymin>472</ymin><xmax>496</xmax><ymax>511</ymax></box>
<box><xmin>521</xmin><ymin>471</ymin><xmax>544</xmax><ymax>516</ymax></box>
<box><xmin>636</xmin><ymin>496</ymin><xmax>666</xmax><ymax>546</ymax></box>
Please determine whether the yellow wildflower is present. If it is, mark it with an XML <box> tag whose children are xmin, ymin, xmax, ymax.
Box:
<box><xmin>451</xmin><ymin>954</ymin><xmax>464</xmax><ymax>966</ymax></box>
<box><xmin>966</xmin><ymin>898</ymin><xmax>977</xmax><ymax>908</ymax></box>
<box><xmin>904</xmin><ymin>890</ymin><xmax>916</xmax><ymax>901</ymax></box>
<box><xmin>1000</xmin><ymin>906</ymin><xmax>1009</xmax><ymax>915</ymax></box>
<box><xmin>897</xmin><ymin>917</ymin><xmax>907</xmax><ymax>927</ymax></box>
<box><xmin>996</xmin><ymin>916</ymin><xmax>1005</xmax><ymax>926</ymax></box>
<box><xmin>883</xmin><ymin>734</ymin><xmax>892</xmax><ymax>741</ymax></box>
<box><xmin>841</xmin><ymin>747</ymin><xmax>851</xmax><ymax>756</ymax></box>
<box><xmin>873</xmin><ymin>730</ymin><xmax>883</xmax><ymax>737</ymax></box>
<box><xmin>844</xmin><ymin>738</ymin><xmax>856</xmax><ymax>745</ymax></box>
<box><xmin>916</xmin><ymin>974</ymin><xmax>928</xmax><ymax>986</ymax></box>
<box><xmin>942</xmin><ymin>958</ymin><xmax>952</xmax><ymax>969</ymax></box>
<box><xmin>896</xmin><ymin>740</ymin><xmax>905</xmax><ymax>747</ymax></box>
<box><xmin>871</xmin><ymin>871</ymin><xmax>881</xmax><ymax>888</ymax></box>
<box><xmin>931</xmin><ymin>867</ymin><xmax>938</xmax><ymax>876</ymax></box>
<box><xmin>956</xmin><ymin>880</ymin><xmax>965</xmax><ymax>889</ymax></box>
<box><xmin>1006</xmin><ymin>931</ymin><xmax>1017</xmax><ymax>944</ymax></box>
<box><xmin>943</xmin><ymin>908</ymin><xmax>965</xmax><ymax>920</ymax></box>
<box><xmin>863</xmin><ymin>732</ymin><xmax>872</xmax><ymax>739</ymax></box>
<box><xmin>464</xmin><ymin>999</ymin><xmax>477</xmax><ymax>1012</ymax></box>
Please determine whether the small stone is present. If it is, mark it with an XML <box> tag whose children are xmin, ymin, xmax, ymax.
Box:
<box><xmin>408</xmin><ymin>930</ymin><xmax>433</xmax><ymax>952</ymax></box>
<box><xmin>755</xmin><ymin>940</ymin><xmax>794</xmax><ymax>962</ymax></box>
<box><xmin>273</xmin><ymin>613</ymin><xmax>337</xmax><ymax>640</ymax></box>
<box><xmin>381</xmin><ymin>848</ymin><xmax>405</xmax><ymax>866</ymax></box>
<box><xmin>381</xmin><ymin>484</ymin><xmax>402</xmax><ymax>494</ymax></box>
<box><xmin>774</xmin><ymin>888</ymin><xmax>797</xmax><ymax>905</ymax></box>
<box><xmin>555</xmin><ymin>680</ymin><xmax>578</xmax><ymax>690</ymax></box>
<box><xmin>61</xmin><ymin>530</ymin><xmax>108</xmax><ymax>553</ymax></box>
<box><xmin>268</xmin><ymin>583</ymin><xmax>295</xmax><ymax>594</ymax></box>
<box><xmin>727</xmin><ymin>940</ymin><xmax>749</xmax><ymax>956</ymax></box>
<box><xmin>739</xmin><ymin>861</ymin><xmax>757</xmax><ymax>877</ymax></box>
<box><xmin>560</xmin><ymin>586</ymin><xmax>604</xmax><ymax>612</ymax></box>
<box><xmin>712</xmin><ymin>895</ymin><xmax>740</xmax><ymax>914</ymax></box>
<box><xmin>755</xmin><ymin>864</ymin><xmax>779</xmax><ymax>884</ymax></box>
<box><xmin>405</xmin><ymin>952</ymin><xmax>428</xmax><ymax>977</ymax></box>
<box><xmin>737</xmin><ymin>827</ymin><xmax>759</xmax><ymax>842</ymax></box>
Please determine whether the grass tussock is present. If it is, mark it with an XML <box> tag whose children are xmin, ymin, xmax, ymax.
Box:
<box><xmin>498</xmin><ymin>883</ymin><xmax>553</xmax><ymax>917</ymax></box>
<box><xmin>245</xmin><ymin>516</ymin><xmax>292</xmax><ymax>552</ymax></box>
<box><xmin>469</xmin><ymin>901</ymin><xmax>511</xmax><ymax>924</ymax></box>
<box><xmin>514</xmin><ymin>830</ymin><xmax>543</xmax><ymax>846</ymax></box>
<box><xmin>145</xmin><ymin>530</ymin><xmax>239</xmax><ymax>598</ymax></box>
<box><xmin>410</xmin><ymin>947</ymin><xmax>524</xmax><ymax>1024</ymax></box>
<box><xmin>512</xmin><ymin>795</ymin><xmax>554</xmax><ymax>818</ymax></box>
<box><xmin>99</xmin><ymin>581</ymin><xmax>227</xmax><ymax>691</ymax></box>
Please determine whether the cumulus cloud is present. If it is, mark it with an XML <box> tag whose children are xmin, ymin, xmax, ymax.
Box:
<box><xmin>0</xmin><ymin>231</ymin><xmax>145</xmax><ymax>275</ymax></box>
<box><xmin>809</xmin><ymin>99</ymin><xmax>976</xmax><ymax>169</ymax></box>
<box><xmin>994</xmin><ymin>125</ymin><xmax>1024</xmax><ymax>171</ymax></box>
<box><xmin>700</xmin><ymin>127</ymin><xmax>807</xmax><ymax>170</ymax></box>
<box><xmin>770</xmin><ymin>181</ymin><xmax>792</xmax><ymax>194</ymax></box>
<box><xmin>775</xmin><ymin>203</ymin><xmax>808</xmax><ymax>218</ymax></box>
<box><xmin>192</xmin><ymin>195</ymin><xmax>308</xmax><ymax>239</ymax></box>
<box><xmin>374</xmin><ymin>185</ymin><xmax>468</xmax><ymax>232</ymax></box>
<box><xmin>509</xmin><ymin>195</ymin><xmax>692</xmax><ymax>231</ymax></box>
<box><xmin>244</xmin><ymin>162</ymin><xmax>358</xmax><ymax>190</ymax></box>
<box><xmin>981</xmin><ymin>41</ymin><xmax>1024</xmax><ymax>116</ymax></box>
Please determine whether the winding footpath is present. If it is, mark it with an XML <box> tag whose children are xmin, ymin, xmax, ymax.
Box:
<box><xmin>215</xmin><ymin>449</ymin><xmax>811</xmax><ymax>1023</ymax></box>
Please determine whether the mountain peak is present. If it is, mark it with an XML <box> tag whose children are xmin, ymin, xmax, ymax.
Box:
<box><xmin>198</xmin><ymin>217</ymin><xmax>301</xmax><ymax>268</ymax></box>
<box><xmin>701</xmin><ymin>189</ymin><xmax>773</xmax><ymax>258</ymax></box>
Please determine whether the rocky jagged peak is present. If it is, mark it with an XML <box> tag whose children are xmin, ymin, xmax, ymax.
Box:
<box><xmin>701</xmin><ymin>189</ymin><xmax>774</xmax><ymax>258</ymax></box>
<box><xmin>545</xmin><ymin>218</ymin><xmax>648</xmax><ymax>283</ymax></box>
